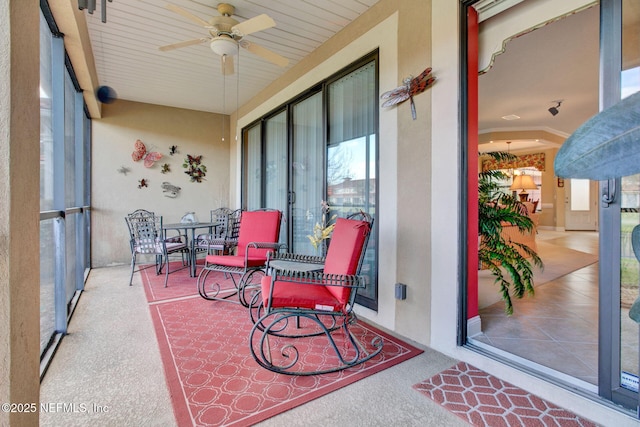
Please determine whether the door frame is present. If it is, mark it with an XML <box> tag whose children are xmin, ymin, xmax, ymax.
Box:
<box><xmin>461</xmin><ymin>0</ymin><xmax>638</xmax><ymax>412</ymax></box>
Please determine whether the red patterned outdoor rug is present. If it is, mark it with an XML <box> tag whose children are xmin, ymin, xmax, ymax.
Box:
<box><xmin>140</xmin><ymin>261</ymin><xmax>235</xmax><ymax>303</ymax></box>
<box><xmin>413</xmin><ymin>362</ymin><xmax>598</xmax><ymax>427</ymax></box>
<box><xmin>141</xmin><ymin>271</ymin><xmax>423</xmax><ymax>426</ymax></box>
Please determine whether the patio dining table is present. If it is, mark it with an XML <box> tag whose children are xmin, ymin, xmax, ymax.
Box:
<box><xmin>163</xmin><ymin>221</ymin><xmax>220</xmax><ymax>277</ymax></box>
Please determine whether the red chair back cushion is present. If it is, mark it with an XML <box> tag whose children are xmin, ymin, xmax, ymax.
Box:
<box><xmin>323</xmin><ymin>217</ymin><xmax>370</xmax><ymax>304</ymax></box>
<box><xmin>236</xmin><ymin>210</ymin><xmax>282</xmax><ymax>258</ymax></box>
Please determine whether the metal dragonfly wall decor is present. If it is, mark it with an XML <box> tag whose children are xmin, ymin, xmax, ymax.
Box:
<box><xmin>380</xmin><ymin>67</ymin><xmax>436</xmax><ymax>120</ymax></box>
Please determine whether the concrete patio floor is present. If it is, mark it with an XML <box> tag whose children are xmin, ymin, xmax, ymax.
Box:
<box><xmin>39</xmin><ymin>265</ymin><xmax>467</xmax><ymax>427</ymax></box>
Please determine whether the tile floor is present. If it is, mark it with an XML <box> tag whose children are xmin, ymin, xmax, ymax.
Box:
<box><xmin>472</xmin><ymin>230</ymin><xmax>639</xmax><ymax>388</ymax></box>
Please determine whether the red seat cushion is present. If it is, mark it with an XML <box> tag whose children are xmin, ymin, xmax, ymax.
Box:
<box><xmin>261</xmin><ymin>276</ymin><xmax>343</xmax><ymax>312</ymax></box>
<box><xmin>203</xmin><ymin>210</ymin><xmax>282</xmax><ymax>269</ymax></box>
<box><xmin>205</xmin><ymin>254</ymin><xmax>266</xmax><ymax>268</ymax></box>
<box><xmin>261</xmin><ymin>216</ymin><xmax>370</xmax><ymax>312</ymax></box>
<box><xmin>322</xmin><ymin>217</ymin><xmax>370</xmax><ymax>304</ymax></box>
<box><xmin>236</xmin><ymin>210</ymin><xmax>282</xmax><ymax>258</ymax></box>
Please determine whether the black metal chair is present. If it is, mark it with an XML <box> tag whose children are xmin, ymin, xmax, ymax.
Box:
<box><xmin>127</xmin><ymin>212</ymin><xmax>189</xmax><ymax>287</ymax></box>
<box><xmin>192</xmin><ymin>207</ymin><xmax>233</xmax><ymax>257</ymax></box>
<box><xmin>125</xmin><ymin>209</ymin><xmax>155</xmax><ymax>255</ymax></box>
<box><xmin>248</xmin><ymin>211</ymin><xmax>382</xmax><ymax>375</ymax></box>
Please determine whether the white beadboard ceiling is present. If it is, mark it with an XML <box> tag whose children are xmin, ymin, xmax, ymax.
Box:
<box><xmin>84</xmin><ymin>0</ymin><xmax>379</xmax><ymax>114</ymax></box>
<box><xmin>83</xmin><ymin>1</ymin><xmax>632</xmax><ymax>155</ymax></box>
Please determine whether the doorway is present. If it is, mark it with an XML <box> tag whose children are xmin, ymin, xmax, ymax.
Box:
<box><xmin>464</xmin><ymin>0</ymin><xmax>640</xmax><ymax>413</ymax></box>
<box><xmin>565</xmin><ymin>179</ymin><xmax>599</xmax><ymax>231</ymax></box>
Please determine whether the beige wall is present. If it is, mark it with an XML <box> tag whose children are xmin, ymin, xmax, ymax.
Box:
<box><xmin>0</xmin><ymin>1</ymin><xmax>41</xmax><ymax>425</ymax></box>
<box><xmin>91</xmin><ymin>100</ymin><xmax>230</xmax><ymax>267</ymax></box>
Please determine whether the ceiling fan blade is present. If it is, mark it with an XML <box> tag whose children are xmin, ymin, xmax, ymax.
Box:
<box><xmin>240</xmin><ymin>40</ymin><xmax>289</xmax><ymax>67</ymax></box>
<box><xmin>221</xmin><ymin>55</ymin><xmax>235</xmax><ymax>75</ymax></box>
<box><xmin>166</xmin><ymin>4</ymin><xmax>210</xmax><ymax>27</ymax></box>
<box><xmin>232</xmin><ymin>14</ymin><xmax>275</xmax><ymax>36</ymax></box>
<box><xmin>159</xmin><ymin>38</ymin><xmax>208</xmax><ymax>51</ymax></box>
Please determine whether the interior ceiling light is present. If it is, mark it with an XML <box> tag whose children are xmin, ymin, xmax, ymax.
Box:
<box><xmin>501</xmin><ymin>114</ymin><xmax>520</xmax><ymax>120</ymax></box>
<box><xmin>210</xmin><ymin>36</ymin><xmax>238</xmax><ymax>56</ymax></box>
<box><xmin>548</xmin><ymin>100</ymin><xmax>563</xmax><ymax>116</ymax></box>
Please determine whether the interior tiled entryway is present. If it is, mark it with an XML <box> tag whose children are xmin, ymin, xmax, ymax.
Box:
<box><xmin>472</xmin><ymin>230</ymin><xmax>620</xmax><ymax>387</ymax></box>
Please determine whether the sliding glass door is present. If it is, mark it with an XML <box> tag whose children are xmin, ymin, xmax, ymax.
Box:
<box><xmin>463</xmin><ymin>0</ymin><xmax>640</xmax><ymax>413</ymax></box>
<box><xmin>242</xmin><ymin>53</ymin><xmax>379</xmax><ymax>309</ymax></box>
<box><xmin>599</xmin><ymin>0</ymin><xmax>640</xmax><ymax>409</ymax></box>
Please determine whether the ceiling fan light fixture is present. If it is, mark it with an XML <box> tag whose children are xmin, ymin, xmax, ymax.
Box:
<box><xmin>210</xmin><ymin>36</ymin><xmax>238</xmax><ymax>56</ymax></box>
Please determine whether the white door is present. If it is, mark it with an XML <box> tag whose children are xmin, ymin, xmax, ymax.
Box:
<box><xmin>565</xmin><ymin>178</ymin><xmax>598</xmax><ymax>231</ymax></box>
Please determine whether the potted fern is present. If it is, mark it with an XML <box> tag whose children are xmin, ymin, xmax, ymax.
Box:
<box><xmin>478</xmin><ymin>151</ymin><xmax>543</xmax><ymax>315</ymax></box>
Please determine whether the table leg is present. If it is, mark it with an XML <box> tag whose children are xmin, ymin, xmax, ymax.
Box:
<box><xmin>190</xmin><ymin>229</ymin><xmax>196</xmax><ymax>277</ymax></box>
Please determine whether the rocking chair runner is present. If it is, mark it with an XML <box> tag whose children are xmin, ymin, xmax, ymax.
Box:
<box><xmin>248</xmin><ymin>211</ymin><xmax>381</xmax><ymax>375</ymax></box>
<box><xmin>197</xmin><ymin>209</ymin><xmax>285</xmax><ymax>306</ymax></box>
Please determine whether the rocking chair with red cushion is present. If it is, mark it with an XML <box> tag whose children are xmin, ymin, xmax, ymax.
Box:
<box><xmin>197</xmin><ymin>209</ymin><xmax>285</xmax><ymax>306</ymax></box>
<box><xmin>248</xmin><ymin>211</ymin><xmax>382</xmax><ymax>375</ymax></box>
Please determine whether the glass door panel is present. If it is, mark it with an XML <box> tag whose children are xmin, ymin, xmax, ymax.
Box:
<box><xmin>40</xmin><ymin>10</ymin><xmax>55</xmax><ymax>356</ymax></box>
<box><xmin>620</xmin><ymin>175</ymin><xmax>640</xmax><ymax>391</ymax></box>
<box><xmin>617</xmin><ymin>0</ymin><xmax>640</xmax><ymax>398</ymax></box>
<box><xmin>244</xmin><ymin>125</ymin><xmax>262</xmax><ymax>210</ymax></box>
<box><xmin>264</xmin><ymin>110</ymin><xmax>288</xmax><ymax>243</ymax></box>
<box><xmin>64</xmin><ymin>73</ymin><xmax>77</xmax><ymax>306</ymax></box>
<box><xmin>291</xmin><ymin>92</ymin><xmax>323</xmax><ymax>255</ymax></box>
<box><xmin>327</xmin><ymin>61</ymin><xmax>378</xmax><ymax>308</ymax></box>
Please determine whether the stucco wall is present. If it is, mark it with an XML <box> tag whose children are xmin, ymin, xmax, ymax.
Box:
<box><xmin>91</xmin><ymin>100</ymin><xmax>230</xmax><ymax>267</ymax></box>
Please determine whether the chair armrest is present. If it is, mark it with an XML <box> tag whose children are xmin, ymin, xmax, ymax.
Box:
<box><xmin>267</xmin><ymin>252</ymin><xmax>325</xmax><ymax>265</ymax></box>
<box><xmin>194</xmin><ymin>234</ymin><xmax>238</xmax><ymax>252</ymax></box>
<box><xmin>246</xmin><ymin>242</ymin><xmax>287</xmax><ymax>252</ymax></box>
<box><xmin>244</xmin><ymin>242</ymin><xmax>287</xmax><ymax>263</ymax></box>
<box><xmin>270</xmin><ymin>270</ymin><xmax>365</xmax><ymax>289</ymax></box>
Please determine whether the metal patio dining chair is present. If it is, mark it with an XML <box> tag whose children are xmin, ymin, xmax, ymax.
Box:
<box><xmin>127</xmin><ymin>211</ymin><xmax>189</xmax><ymax>287</ymax></box>
<box><xmin>248</xmin><ymin>211</ymin><xmax>382</xmax><ymax>375</ymax></box>
<box><xmin>125</xmin><ymin>209</ymin><xmax>155</xmax><ymax>255</ymax></box>
<box><xmin>192</xmin><ymin>207</ymin><xmax>233</xmax><ymax>262</ymax></box>
<box><xmin>197</xmin><ymin>209</ymin><xmax>285</xmax><ymax>305</ymax></box>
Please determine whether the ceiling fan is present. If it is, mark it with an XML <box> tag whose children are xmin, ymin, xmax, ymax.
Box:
<box><xmin>159</xmin><ymin>3</ymin><xmax>289</xmax><ymax>75</ymax></box>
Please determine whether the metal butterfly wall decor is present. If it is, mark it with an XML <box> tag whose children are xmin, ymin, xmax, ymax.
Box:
<box><xmin>131</xmin><ymin>139</ymin><xmax>162</xmax><ymax>168</ymax></box>
<box><xmin>381</xmin><ymin>67</ymin><xmax>436</xmax><ymax>120</ymax></box>
<box><xmin>183</xmin><ymin>154</ymin><xmax>207</xmax><ymax>183</ymax></box>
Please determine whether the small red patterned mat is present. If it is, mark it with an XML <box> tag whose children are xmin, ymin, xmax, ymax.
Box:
<box><xmin>413</xmin><ymin>362</ymin><xmax>599</xmax><ymax>427</ymax></box>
